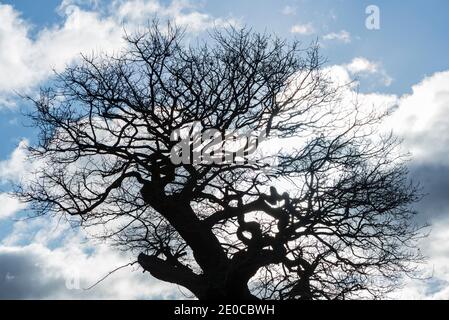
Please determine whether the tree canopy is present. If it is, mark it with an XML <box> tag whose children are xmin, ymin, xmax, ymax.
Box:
<box><xmin>19</xmin><ymin>22</ymin><xmax>424</xmax><ymax>300</ymax></box>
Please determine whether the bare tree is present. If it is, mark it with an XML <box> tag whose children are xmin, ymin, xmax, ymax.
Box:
<box><xmin>18</xmin><ymin>22</ymin><xmax>424</xmax><ymax>300</ymax></box>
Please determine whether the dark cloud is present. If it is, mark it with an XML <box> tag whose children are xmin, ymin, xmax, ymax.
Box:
<box><xmin>409</xmin><ymin>164</ymin><xmax>449</xmax><ymax>223</ymax></box>
<box><xmin>0</xmin><ymin>245</ymin><xmax>181</xmax><ymax>299</ymax></box>
<box><xmin>0</xmin><ymin>250</ymin><xmax>63</xmax><ymax>299</ymax></box>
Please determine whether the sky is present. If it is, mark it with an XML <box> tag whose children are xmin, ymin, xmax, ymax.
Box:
<box><xmin>0</xmin><ymin>0</ymin><xmax>449</xmax><ymax>299</ymax></box>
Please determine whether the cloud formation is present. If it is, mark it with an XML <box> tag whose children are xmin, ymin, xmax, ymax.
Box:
<box><xmin>323</xmin><ymin>30</ymin><xmax>351</xmax><ymax>43</ymax></box>
<box><xmin>0</xmin><ymin>3</ymin><xmax>123</xmax><ymax>98</ymax></box>
<box><xmin>0</xmin><ymin>0</ymin><xmax>238</xmax><ymax>107</ymax></box>
<box><xmin>0</xmin><ymin>243</ymin><xmax>180</xmax><ymax>299</ymax></box>
<box><xmin>345</xmin><ymin>57</ymin><xmax>393</xmax><ymax>86</ymax></box>
<box><xmin>388</xmin><ymin>71</ymin><xmax>449</xmax><ymax>165</ymax></box>
<box><xmin>0</xmin><ymin>214</ymin><xmax>182</xmax><ymax>299</ymax></box>
<box><xmin>0</xmin><ymin>139</ymin><xmax>30</xmax><ymax>184</ymax></box>
<box><xmin>281</xmin><ymin>5</ymin><xmax>296</xmax><ymax>16</ymax></box>
<box><xmin>290</xmin><ymin>23</ymin><xmax>315</xmax><ymax>35</ymax></box>
<box><xmin>378</xmin><ymin>71</ymin><xmax>449</xmax><ymax>299</ymax></box>
<box><xmin>0</xmin><ymin>194</ymin><xmax>26</xmax><ymax>220</ymax></box>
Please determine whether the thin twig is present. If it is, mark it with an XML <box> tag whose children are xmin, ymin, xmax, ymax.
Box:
<box><xmin>83</xmin><ymin>260</ymin><xmax>139</xmax><ymax>290</ymax></box>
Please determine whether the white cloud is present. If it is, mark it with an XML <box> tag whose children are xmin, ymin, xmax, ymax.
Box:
<box><xmin>324</xmin><ymin>65</ymin><xmax>353</xmax><ymax>86</ymax></box>
<box><xmin>344</xmin><ymin>57</ymin><xmax>393</xmax><ymax>87</ymax></box>
<box><xmin>0</xmin><ymin>5</ymin><xmax>35</xmax><ymax>94</ymax></box>
<box><xmin>323</xmin><ymin>30</ymin><xmax>351</xmax><ymax>43</ymax></box>
<box><xmin>0</xmin><ymin>194</ymin><xmax>26</xmax><ymax>220</ymax></box>
<box><xmin>346</xmin><ymin>57</ymin><xmax>379</xmax><ymax>74</ymax></box>
<box><xmin>0</xmin><ymin>139</ymin><xmax>32</xmax><ymax>219</ymax></box>
<box><xmin>0</xmin><ymin>3</ymin><xmax>124</xmax><ymax>100</ymax></box>
<box><xmin>0</xmin><ymin>139</ymin><xmax>30</xmax><ymax>184</ymax></box>
<box><xmin>386</xmin><ymin>70</ymin><xmax>449</xmax><ymax>165</ymax></box>
<box><xmin>322</xmin><ymin>64</ymin><xmax>398</xmax><ymax>124</ymax></box>
<box><xmin>59</xmin><ymin>0</ymin><xmax>102</xmax><ymax>10</ymax></box>
<box><xmin>281</xmin><ymin>5</ymin><xmax>296</xmax><ymax>16</ymax></box>
<box><xmin>290</xmin><ymin>23</ymin><xmax>315</xmax><ymax>35</ymax></box>
<box><xmin>324</xmin><ymin>58</ymin><xmax>394</xmax><ymax>90</ymax></box>
<box><xmin>390</xmin><ymin>217</ymin><xmax>449</xmax><ymax>300</ymax></box>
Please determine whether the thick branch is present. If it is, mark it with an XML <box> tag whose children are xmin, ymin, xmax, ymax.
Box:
<box><xmin>138</xmin><ymin>253</ymin><xmax>205</xmax><ymax>296</ymax></box>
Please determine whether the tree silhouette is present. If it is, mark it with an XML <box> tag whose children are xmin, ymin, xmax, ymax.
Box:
<box><xmin>19</xmin><ymin>22</ymin><xmax>424</xmax><ymax>300</ymax></box>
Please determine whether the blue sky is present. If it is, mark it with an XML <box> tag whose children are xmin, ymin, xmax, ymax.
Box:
<box><xmin>1</xmin><ymin>0</ymin><xmax>449</xmax><ymax>299</ymax></box>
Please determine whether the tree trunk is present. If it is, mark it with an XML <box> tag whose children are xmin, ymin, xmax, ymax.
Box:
<box><xmin>139</xmin><ymin>183</ymin><xmax>264</xmax><ymax>300</ymax></box>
